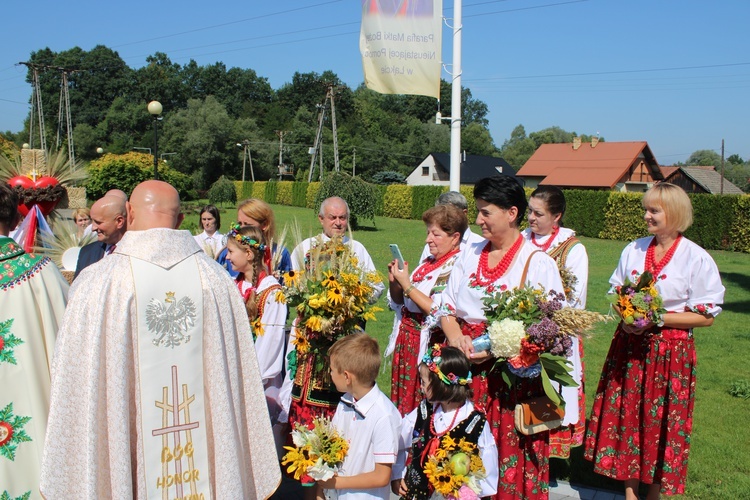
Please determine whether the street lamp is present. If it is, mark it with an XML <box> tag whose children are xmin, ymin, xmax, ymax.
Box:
<box><xmin>96</xmin><ymin>147</ymin><xmax>104</xmax><ymax>155</ymax></box>
<box><xmin>147</xmin><ymin>100</ymin><xmax>163</xmax><ymax>180</ymax></box>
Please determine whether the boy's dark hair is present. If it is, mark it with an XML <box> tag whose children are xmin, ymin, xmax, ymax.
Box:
<box><xmin>328</xmin><ymin>332</ymin><xmax>380</xmax><ymax>385</ymax></box>
<box><xmin>422</xmin><ymin>346</ymin><xmax>472</xmax><ymax>404</ymax></box>
<box><xmin>0</xmin><ymin>184</ymin><xmax>19</xmax><ymax>228</ymax></box>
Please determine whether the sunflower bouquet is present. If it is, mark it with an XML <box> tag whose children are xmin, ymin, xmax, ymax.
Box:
<box><xmin>281</xmin><ymin>416</ymin><xmax>349</xmax><ymax>484</ymax></box>
<box><xmin>608</xmin><ymin>270</ymin><xmax>665</xmax><ymax>329</ymax></box>
<box><xmin>472</xmin><ymin>285</ymin><xmax>606</xmax><ymax>405</ymax></box>
<box><xmin>282</xmin><ymin>236</ymin><xmax>383</xmax><ymax>361</ymax></box>
<box><xmin>422</xmin><ymin>436</ymin><xmax>486</xmax><ymax>500</ymax></box>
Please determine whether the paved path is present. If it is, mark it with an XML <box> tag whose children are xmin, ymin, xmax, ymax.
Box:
<box><xmin>271</xmin><ymin>476</ymin><xmax>625</xmax><ymax>499</ymax></box>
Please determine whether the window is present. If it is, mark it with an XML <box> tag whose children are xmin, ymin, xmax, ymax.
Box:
<box><xmin>422</xmin><ymin>166</ymin><xmax>429</xmax><ymax>176</ymax></box>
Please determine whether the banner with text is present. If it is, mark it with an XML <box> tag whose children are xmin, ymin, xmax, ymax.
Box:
<box><xmin>359</xmin><ymin>0</ymin><xmax>442</xmax><ymax>99</ymax></box>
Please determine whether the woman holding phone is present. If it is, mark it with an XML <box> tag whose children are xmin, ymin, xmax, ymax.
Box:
<box><xmin>386</xmin><ymin>204</ymin><xmax>468</xmax><ymax>415</ymax></box>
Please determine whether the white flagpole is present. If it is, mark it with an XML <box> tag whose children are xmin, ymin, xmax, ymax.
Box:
<box><xmin>449</xmin><ymin>0</ymin><xmax>462</xmax><ymax>192</ymax></box>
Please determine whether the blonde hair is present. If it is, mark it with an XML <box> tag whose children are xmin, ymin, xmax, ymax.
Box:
<box><xmin>643</xmin><ymin>183</ymin><xmax>693</xmax><ymax>233</ymax></box>
<box><xmin>72</xmin><ymin>207</ymin><xmax>90</xmax><ymax>220</ymax></box>
<box><xmin>238</xmin><ymin>198</ymin><xmax>276</xmax><ymax>244</ymax></box>
<box><xmin>227</xmin><ymin>225</ymin><xmax>268</xmax><ymax>321</ymax></box>
<box><xmin>328</xmin><ymin>332</ymin><xmax>380</xmax><ymax>385</ymax></box>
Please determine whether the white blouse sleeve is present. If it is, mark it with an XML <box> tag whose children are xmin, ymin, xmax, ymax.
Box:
<box><xmin>478</xmin><ymin>420</ymin><xmax>499</xmax><ymax>497</ymax></box>
<box><xmin>392</xmin><ymin>406</ymin><xmax>418</xmax><ymax>480</ymax></box>
<box><xmin>687</xmin><ymin>250</ymin><xmax>725</xmax><ymax>316</ymax></box>
<box><xmin>253</xmin><ymin>282</ymin><xmax>287</xmax><ymax>386</ymax></box>
<box><xmin>566</xmin><ymin>242</ymin><xmax>589</xmax><ymax>309</ymax></box>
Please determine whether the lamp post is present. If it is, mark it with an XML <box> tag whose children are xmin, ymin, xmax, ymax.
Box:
<box><xmin>147</xmin><ymin>100</ymin><xmax>163</xmax><ymax>180</ymax></box>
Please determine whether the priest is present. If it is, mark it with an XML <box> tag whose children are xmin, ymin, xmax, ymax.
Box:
<box><xmin>40</xmin><ymin>180</ymin><xmax>280</xmax><ymax>499</ymax></box>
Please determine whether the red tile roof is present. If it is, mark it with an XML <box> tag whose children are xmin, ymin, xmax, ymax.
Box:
<box><xmin>517</xmin><ymin>141</ymin><xmax>662</xmax><ymax>188</ymax></box>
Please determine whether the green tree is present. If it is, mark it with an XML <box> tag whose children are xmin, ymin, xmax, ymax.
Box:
<box><xmin>499</xmin><ymin>124</ymin><xmax>537</xmax><ymax>169</ymax></box>
<box><xmin>686</xmin><ymin>149</ymin><xmax>722</xmax><ymax>166</ymax></box>
<box><xmin>207</xmin><ymin>175</ymin><xmax>237</xmax><ymax>207</ymax></box>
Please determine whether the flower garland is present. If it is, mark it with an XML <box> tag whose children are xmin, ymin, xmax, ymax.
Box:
<box><xmin>470</xmin><ymin>235</ymin><xmax>523</xmax><ymax>287</ymax></box>
<box><xmin>226</xmin><ymin>222</ymin><xmax>266</xmax><ymax>252</ymax></box>
<box><xmin>422</xmin><ymin>344</ymin><xmax>472</xmax><ymax>386</ymax></box>
<box><xmin>411</xmin><ymin>248</ymin><xmax>460</xmax><ymax>283</ymax></box>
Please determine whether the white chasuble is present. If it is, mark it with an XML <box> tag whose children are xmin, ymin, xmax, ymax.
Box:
<box><xmin>132</xmin><ymin>256</ymin><xmax>212</xmax><ymax>500</ymax></box>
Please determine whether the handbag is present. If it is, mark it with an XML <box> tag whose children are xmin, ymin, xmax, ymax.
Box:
<box><xmin>514</xmin><ymin>396</ymin><xmax>564</xmax><ymax>435</ymax></box>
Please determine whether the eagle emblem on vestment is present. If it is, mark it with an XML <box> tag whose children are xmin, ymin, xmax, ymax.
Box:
<box><xmin>146</xmin><ymin>291</ymin><xmax>197</xmax><ymax>348</ymax></box>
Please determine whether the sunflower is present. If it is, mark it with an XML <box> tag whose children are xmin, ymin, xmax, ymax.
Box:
<box><xmin>281</xmin><ymin>445</ymin><xmax>316</xmax><ymax>480</ymax></box>
<box><xmin>327</xmin><ymin>286</ymin><xmax>343</xmax><ymax>306</ymax></box>
<box><xmin>305</xmin><ymin>315</ymin><xmax>323</xmax><ymax>332</ymax></box>
<box><xmin>283</xmin><ymin>270</ymin><xmax>300</xmax><ymax>287</ymax></box>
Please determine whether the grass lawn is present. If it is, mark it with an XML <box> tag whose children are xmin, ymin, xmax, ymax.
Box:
<box><xmin>185</xmin><ymin>202</ymin><xmax>750</xmax><ymax>499</ymax></box>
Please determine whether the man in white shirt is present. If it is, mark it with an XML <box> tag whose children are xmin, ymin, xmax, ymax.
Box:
<box><xmin>291</xmin><ymin>196</ymin><xmax>384</xmax><ymax>301</ymax></box>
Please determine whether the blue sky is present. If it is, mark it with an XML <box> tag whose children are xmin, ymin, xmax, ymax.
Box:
<box><xmin>1</xmin><ymin>0</ymin><xmax>748</xmax><ymax>164</ymax></box>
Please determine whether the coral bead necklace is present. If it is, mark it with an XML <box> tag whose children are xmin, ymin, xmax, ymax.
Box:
<box><xmin>411</xmin><ymin>248</ymin><xmax>460</xmax><ymax>283</ymax></box>
<box><xmin>472</xmin><ymin>234</ymin><xmax>524</xmax><ymax>287</ymax></box>
<box><xmin>531</xmin><ymin>225</ymin><xmax>560</xmax><ymax>252</ymax></box>
<box><xmin>645</xmin><ymin>235</ymin><xmax>682</xmax><ymax>277</ymax></box>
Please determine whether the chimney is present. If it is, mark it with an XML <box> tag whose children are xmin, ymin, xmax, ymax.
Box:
<box><xmin>591</xmin><ymin>136</ymin><xmax>599</xmax><ymax>148</ymax></box>
<box><xmin>572</xmin><ymin>137</ymin><xmax>582</xmax><ymax>150</ymax></box>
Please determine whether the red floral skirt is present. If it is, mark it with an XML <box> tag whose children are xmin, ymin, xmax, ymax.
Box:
<box><xmin>584</xmin><ymin>326</ymin><xmax>696</xmax><ymax>496</ymax></box>
<box><xmin>549</xmin><ymin>338</ymin><xmax>586</xmax><ymax>459</ymax></box>
<box><xmin>390</xmin><ymin>309</ymin><xmax>424</xmax><ymax>416</ymax></box>
<box><xmin>461</xmin><ymin>322</ymin><xmax>550</xmax><ymax>499</ymax></box>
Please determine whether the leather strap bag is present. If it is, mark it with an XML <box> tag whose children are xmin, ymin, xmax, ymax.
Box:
<box><xmin>514</xmin><ymin>249</ymin><xmax>564</xmax><ymax>435</ymax></box>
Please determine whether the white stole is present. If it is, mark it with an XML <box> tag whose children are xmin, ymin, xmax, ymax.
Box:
<box><xmin>132</xmin><ymin>256</ymin><xmax>212</xmax><ymax>500</ymax></box>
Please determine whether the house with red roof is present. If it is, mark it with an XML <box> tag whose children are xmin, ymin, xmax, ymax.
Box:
<box><xmin>516</xmin><ymin>138</ymin><xmax>664</xmax><ymax>191</ymax></box>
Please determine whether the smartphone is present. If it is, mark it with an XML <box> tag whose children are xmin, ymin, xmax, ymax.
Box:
<box><xmin>389</xmin><ymin>244</ymin><xmax>405</xmax><ymax>270</ymax></box>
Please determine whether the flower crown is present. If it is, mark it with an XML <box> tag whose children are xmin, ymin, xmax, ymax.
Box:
<box><xmin>227</xmin><ymin>222</ymin><xmax>266</xmax><ymax>252</ymax></box>
<box><xmin>421</xmin><ymin>344</ymin><xmax>472</xmax><ymax>386</ymax></box>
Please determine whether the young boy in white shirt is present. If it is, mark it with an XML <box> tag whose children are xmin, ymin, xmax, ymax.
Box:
<box><xmin>317</xmin><ymin>332</ymin><xmax>402</xmax><ymax>500</ymax></box>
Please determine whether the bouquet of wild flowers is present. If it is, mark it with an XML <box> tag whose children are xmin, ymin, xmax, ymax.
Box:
<box><xmin>281</xmin><ymin>416</ymin><xmax>349</xmax><ymax>484</ymax></box>
<box><xmin>282</xmin><ymin>236</ymin><xmax>382</xmax><ymax>361</ymax></box>
<box><xmin>608</xmin><ymin>270</ymin><xmax>665</xmax><ymax>329</ymax></box>
<box><xmin>472</xmin><ymin>285</ymin><xmax>607</xmax><ymax>405</ymax></box>
<box><xmin>422</xmin><ymin>436</ymin><xmax>486</xmax><ymax>500</ymax></box>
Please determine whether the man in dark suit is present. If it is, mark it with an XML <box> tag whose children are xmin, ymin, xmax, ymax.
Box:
<box><xmin>74</xmin><ymin>194</ymin><xmax>127</xmax><ymax>278</ymax></box>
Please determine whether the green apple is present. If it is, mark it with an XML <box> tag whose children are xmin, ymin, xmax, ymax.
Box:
<box><xmin>449</xmin><ymin>452</ymin><xmax>470</xmax><ymax>476</ymax></box>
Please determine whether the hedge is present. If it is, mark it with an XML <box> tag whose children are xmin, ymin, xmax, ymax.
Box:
<box><xmin>232</xmin><ymin>180</ymin><xmax>750</xmax><ymax>253</ymax></box>
<box><xmin>383</xmin><ymin>185</ymin><xmax>413</xmax><ymax>219</ymax></box>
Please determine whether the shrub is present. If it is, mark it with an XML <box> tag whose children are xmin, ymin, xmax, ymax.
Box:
<box><xmin>207</xmin><ymin>176</ymin><xmax>237</xmax><ymax>207</ymax></box>
<box><xmin>370</xmin><ymin>170</ymin><xmax>407</xmax><ymax>185</ymax></box>
<box><xmin>729</xmin><ymin>380</ymin><xmax>750</xmax><ymax>399</ymax></box>
<box><xmin>235</xmin><ymin>181</ymin><xmax>253</xmax><ymax>201</ymax></box>
<box><xmin>276</xmin><ymin>181</ymin><xmax>294</xmax><ymax>206</ymax></box>
<box><xmin>599</xmin><ymin>192</ymin><xmax>648</xmax><ymax>241</ymax></box>
<box><xmin>373</xmin><ymin>184</ymin><xmax>387</xmax><ymax>216</ymax></box>
<box><xmin>306</xmin><ymin>182</ymin><xmax>321</xmax><ymax>209</ymax></box>
<box><xmin>731</xmin><ymin>195</ymin><xmax>750</xmax><ymax>253</ymax></box>
<box><xmin>459</xmin><ymin>185</ymin><xmax>478</xmax><ymax>223</ymax></box>
<box><xmin>563</xmin><ymin>189</ymin><xmax>610</xmax><ymax>238</ymax></box>
<box><xmin>685</xmin><ymin>193</ymin><xmax>737</xmax><ymax>250</ymax></box>
<box><xmin>86</xmin><ymin>152</ymin><xmax>191</xmax><ymax>200</ymax></box>
<box><xmin>251</xmin><ymin>181</ymin><xmax>266</xmax><ymax>199</ymax></box>
<box><xmin>383</xmin><ymin>185</ymin><xmax>413</xmax><ymax>219</ymax></box>
<box><xmin>264</xmin><ymin>180</ymin><xmax>278</xmax><ymax>204</ymax></box>
<box><xmin>292</xmin><ymin>182</ymin><xmax>308</xmax><ymax>207</ymax></box>
<box><xmin>410</xmin><ymin>185</ymin><xmax>447</xmax><ymax>219</ymax></box>
<box><xmin>315</xmin><ymin>172</ymin><xmax>378</xmax><ymax>228</ymax></box>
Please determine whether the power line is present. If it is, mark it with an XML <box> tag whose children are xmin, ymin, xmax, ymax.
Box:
<box><xmin>112</xmin><ymin>0</ymin><xmax>344</xmax><ymax>48</ymax></box>
<box><xmin>463</xmin><ymin>0</ymin><xmax>588</xmax><ymax>18</ymax></box>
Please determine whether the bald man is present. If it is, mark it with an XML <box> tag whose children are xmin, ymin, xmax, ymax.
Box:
<box><xmin>74</xmin><ymin>194</ymin><xmax>128</xmax><ymax>278</ymax></box>
<box><xmin>41</xmin><ymin>181</ymin><xmax>281</xmax><ymax>499</ymax></box>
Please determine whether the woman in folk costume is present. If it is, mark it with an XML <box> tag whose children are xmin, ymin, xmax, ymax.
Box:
<box><xmin>584</xmin><ymin>183</ymin><xmax>724</xmax><ymax>499</ymax></box>
<box><xmin>392</xmin><ymin>345</ymin><xmax>498</xmax><ymax>499</ymax></box>
<box><xmin>225</xmin><ymin>223</ymin><xmax>287</xmax><ymax>420</ymax></box>
<box><xmin>522</xmin><ymin>185</ymin><xmax>589</xmax><ymax>459</ymax></box>
<box><xmin>438</xmin><ymin>175</ymin><xmax>564</xmax><ymax>499</ymax></box>
<box><xmin>386</xmin><ymin>204</ymin><xmax>467</xmax><ymax>416</ymax></box>
<box><xmin>193</xmin><ymin>204</ymin><xmax>223</xmax><ymax>258</ymax></box>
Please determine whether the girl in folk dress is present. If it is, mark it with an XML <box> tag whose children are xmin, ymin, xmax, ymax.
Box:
<box><xmin>386</xmin><ymin>204</ymin><xmax>467</xmax><ymax>416</ymax></box>
<box><xmin>522</xmin><ymin>185</ymin><xmax>589</xmax><ymax>459</ymax></box>
<box><xmin>392</xmin><ymin>345</ymin><xmax>498</xmax><ymax>499</ymax></box>
<box><xmin>225</xmin><ymin>224</ymin><xmax>288</xmax><ymax>420</ymax></box>
<box><xmin>584</xmin><ymin>183</ymin><xmax>725</xmax><ymax>499</ymax></box>
<box><xmin>439</xmin><ymin>175</ymin><xmax>564</xmax><ymax>499</ymax></box>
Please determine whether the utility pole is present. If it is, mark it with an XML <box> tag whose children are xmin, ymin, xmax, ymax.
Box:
<box><xmin>276</xmin><ymin>130</ymin><xmax>288</xmax><ymax>179</ymax></box>
<box><xmin>352</xmin><ymin>147</ymin><xmax>356</xmax><ymax>177</ymax></box>
<box><xmin>19</xmin><ymin>63</ymin><xmax>48</xmax><ymax>152</ymax></box>
<box><xmin>308</xmin><ymin>101</ymin><xmax>327</xmax><ymax>182</ymax></box>
<box><xmin>720</xmin><ymin>139</ymin><xmax>725</xmax><ymax>195</ymax></box>
<box><xmin>328</xmin><ymin>86</ymin><xmax>340</xmax><ymax>172</ymax></box>
<box><xmin>237</xmin><ymin>139</ymin><xmax>254</xmax><ymax>182</ymax></box>
<box><xmin>56</xmin><ymin>70</ymin><xmax>76</xmax><ymax>167</ymax></box>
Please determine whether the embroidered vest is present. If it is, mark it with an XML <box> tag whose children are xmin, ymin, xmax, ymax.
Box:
<box><xmin>403</xmin><ymin>400</ymin><xmax>486</xmax><ymax>500</ymax></box>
